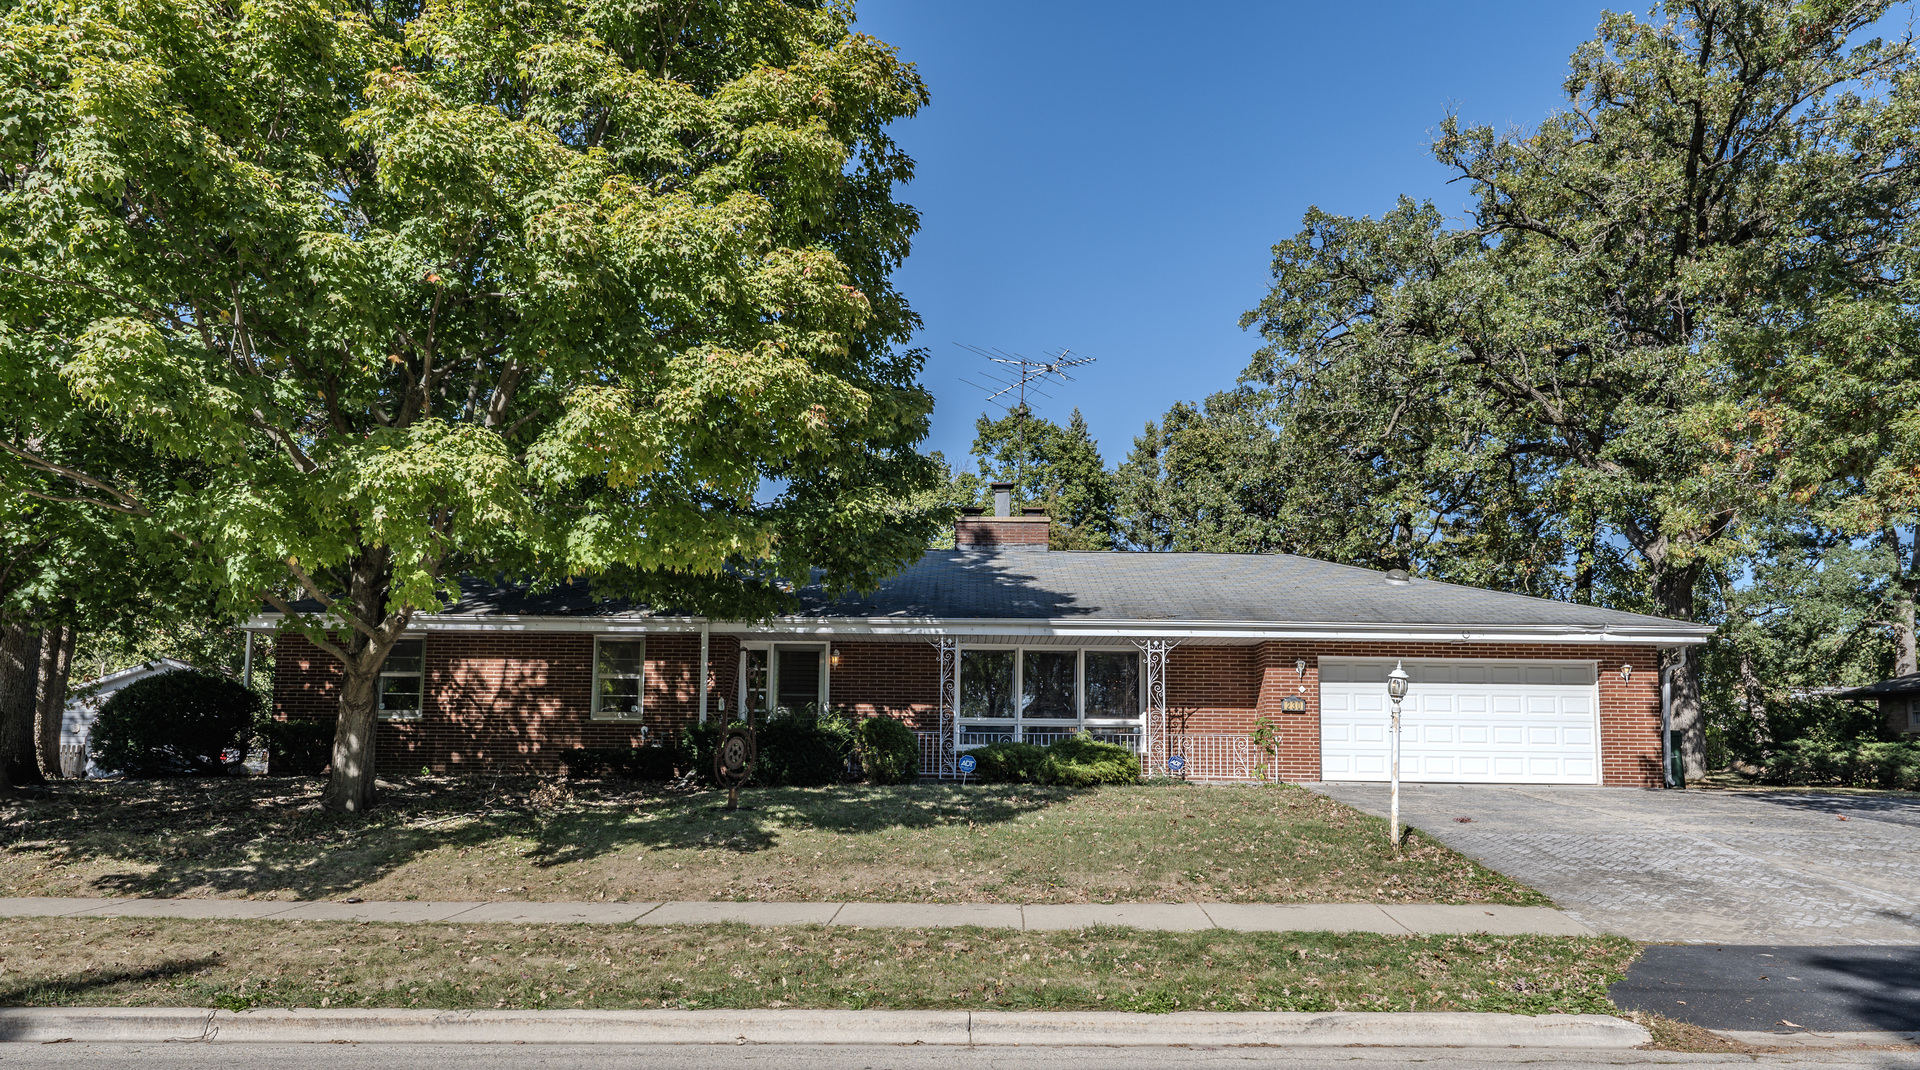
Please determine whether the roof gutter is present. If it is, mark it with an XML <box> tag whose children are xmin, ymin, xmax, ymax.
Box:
<box><xmin>242</xmin><ymin>613</ymin><xmax>1712</xmax><ymax>646</ymax></box>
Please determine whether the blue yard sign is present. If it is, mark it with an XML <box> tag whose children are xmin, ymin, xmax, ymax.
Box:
<box><xmin>1166</xmin><ymin>754</ymin><xmax>1186</xmax><ymax>773</ymax></box>
<box><xmin>957</xmin><ymin>753</ymin><xmax>977</xmax><ymax>775</ymax></box>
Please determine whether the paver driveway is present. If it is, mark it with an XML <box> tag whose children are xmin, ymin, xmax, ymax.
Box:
<box><xmin>1308</xmin><ymin>783</ymin><xmax>1920</xmax><ymax>945</ymax></box>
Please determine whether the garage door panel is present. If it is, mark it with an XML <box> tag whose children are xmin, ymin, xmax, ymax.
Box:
<box><xmin>1320</xmin><ymin>659</ymin><xmax>1600</xmax><ymax>785</ymax></box>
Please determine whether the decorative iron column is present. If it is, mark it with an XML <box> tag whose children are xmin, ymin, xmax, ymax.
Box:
<box><xmin>1133</xmin><ymin>639</ymin><xmax>1176</xmax><ymax>777</ymax></box>
<box><xmin>933</xmin><ymin>637</ymin><xmax>960</xmax><ymax>777</ymax></box>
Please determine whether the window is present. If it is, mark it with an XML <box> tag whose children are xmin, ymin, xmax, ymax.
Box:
<box><xmin>377</xmin><ymin>639</ymin><xmax>424</xmax><ymax>721</ymax></box>
<box><xmin>739</xmin><ymin>644</ymin><xmax>826</xmax><ymax>718</ymax></box>
<box><xmin>957</xmin><ymin>648</ymin><xmax>1142</xmax><ymax>745</ymax></box>
<box><xmin>593</xmin><ymin>638</ymin><xmax>645</xmax><ymax>720</ymax></box>
<box><xmin>1909</xmin><ymin>698</ymin><xmax>1920</xmax><ymax>731</ymax></box>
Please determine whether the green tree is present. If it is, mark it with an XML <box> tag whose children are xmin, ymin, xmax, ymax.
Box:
<box><xmin>1239</xmin><ymin>1</ymin><xmax>1920</xmax><ymax>778</ymax></box>
<box><xmin>969</xmin><ymin>408</ymin><xmax>1117</xmax><ymax>549</ymax></box>
<box><xmin>1</xmin><ymin>0</ymin><xmax>941</xmax><ymax>810</ymax></box>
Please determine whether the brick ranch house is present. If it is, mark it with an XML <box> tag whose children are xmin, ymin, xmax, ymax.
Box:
<box><xmin>256</xmin><ymin>504</ymin><xmax>1712</xmax><ymax>786</ymax></box>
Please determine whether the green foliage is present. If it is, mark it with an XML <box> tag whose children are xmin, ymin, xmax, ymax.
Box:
<box><xmin>854</xmin><ymin>715</ymin><xmax>920</xmax><ymax>785</ymax></box>
<box><xmin>969</xmin><ymin>734</ymin><xmax>1139</xmax><ymax>787</ymax></box>
<box><xmin>557</xmin><ymin>746</ymin><xmax>679</xmax><ymax>782</ymax></box>
<box><xmin>1760</xmin><ymin>739</ymin><xmax>1920</xmax><ymax>791</ymax></box>
<box><xmin>1</xmin><ymin>0</ymin><xmax>943</xmax><ymax>808</ymax></box>
<box><xmin>90</xmin><ymin>669</ymin><xmax>259</xmax><ymax>777</ymax></box>
<box><xmin>258</xmin><ymin>717</ymin><xmax>333</xmax><ymax>777</ymax></box>
<box><xmin>754</xmin><ymin>709</ymin><xmax>857</xmax><ymax>788</ymax></box>
<box><xmin>1249</xmin><ymin>713</ymin><xmax>1282</xmax><ymax>782</ymax></box>
<box><xmin>968</xmin><ymin>408</ymin><xmax>1117</xmax><ymax>549</ymax></box>
<box><xmin>968</xmin><ymin>741</ymin><xmax>1050</xmax><ymax>783</ymax></box>
<box><xmin>1041</xmin><ymin>734</ymin><xmax>1140</xmax><ymax>786</ymax></box>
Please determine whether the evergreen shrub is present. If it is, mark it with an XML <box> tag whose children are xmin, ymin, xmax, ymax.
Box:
<box><xmin>91</xmin><ymin>669</ymin><xmax>259</xmax><ymax>777</ymax></box>
<box><xmin>856</xmin><ymin>715</ymin><xmax>921</xmax><ymax>784</ymax></box>
<box><xmin>558</xmin><ymin>745</ymin><xmax>679</xmax><ymax>781</ymax></box>
<box><xmin>1761</xmin><ymin>738</ymin><xmax>1920</xmax><ymax>790</ymax></box>
<box><xmin>259</xmin><ymin>717</ymin><xmax>333</xmax><ymax>776</ymax></box>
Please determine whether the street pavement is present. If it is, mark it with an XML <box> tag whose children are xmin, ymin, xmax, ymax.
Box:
<box><xmin>0</xmin><ymin>896</ymin><xmax>1592</xmax><ymax>935</ymax></box>
<box><xmin>1306</xmin><ymin>783</ymin><xmax>1920</xmax><ymax>945</ymax></box>
<box><xmin>1612</xmin><ymin>945</ymin><xmax>1920</xmax><ymax>1033</ymax></box>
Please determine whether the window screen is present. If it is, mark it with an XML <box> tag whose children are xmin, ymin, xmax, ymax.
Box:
<box><xmin>593</xmin><ymin>639</ymin><xmax>645</xmax><ymax>719</ymax></box>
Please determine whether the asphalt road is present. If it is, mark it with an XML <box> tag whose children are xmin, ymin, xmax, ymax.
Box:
<box><xmin>1611</xmin><ymin>945</ymin><xmax>1920</xmax><ymax>1032</ymax></box>
<box><xmin>0</xmin><ymin>1045</ymin><xmax>1908</xmax><ymax>1070</ymax></box>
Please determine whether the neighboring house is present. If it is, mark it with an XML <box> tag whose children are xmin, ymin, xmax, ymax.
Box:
<box><xmin>61</xmin><ymin>658</ymin><xmax>200</xmax><ymax>778</ymax></box>
<box><xmin>255</xmin><ymin>495</ymin><xmax>1713</xmax><ymax>785</ymax></box>
<box><xmin>1836</xmin><ymin>674</ymin><xmax>1920</xmax><ymax>738</ymax></box>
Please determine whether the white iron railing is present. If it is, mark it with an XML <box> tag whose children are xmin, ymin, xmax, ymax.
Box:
<box><xmin>915</xmin><ymin>730</ymin><xmax>1277</xmax><ymax>783</ymax></box>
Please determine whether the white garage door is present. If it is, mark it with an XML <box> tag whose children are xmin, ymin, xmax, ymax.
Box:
<box><xmin>1319</xmin><ymin>659</ymin><xmax>1599</xmax><ymax>784</ymax></box>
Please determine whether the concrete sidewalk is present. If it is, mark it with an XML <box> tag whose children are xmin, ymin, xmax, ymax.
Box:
<box><xmin>0</xmin><ymin>1007</ymin><xmax>1649</xmax><ymax>1048</ymax></box>
<box><xmin>0</xmin><ymin>896</ymin><xmax>1593</xmax><ymax>935</ymax></box>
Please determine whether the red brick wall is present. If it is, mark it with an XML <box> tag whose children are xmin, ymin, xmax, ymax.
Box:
<box><xmin>829</xmin><ymin>641</ymin><xmax>938</xmax><ymax>723</ymax></box>
<box><xmin>273</xmin><ymin>631</ymin><xmax>736</xmax><ymax>774</ymax></box>
<box><xmin>273</xmin><ymin>633</ymin><xmax>1669</xmax><ymax>784</ymax></box>
<box><xmin>954</xmin><ymin>516</ymin><xmax>1049</xmax><ymax>550</ymax></box>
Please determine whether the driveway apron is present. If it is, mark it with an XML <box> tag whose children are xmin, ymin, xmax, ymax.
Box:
<box><xmin>1307</xmin><ymin>783</ymin><xmax>1920</xmax><ymax>945</ymax></box>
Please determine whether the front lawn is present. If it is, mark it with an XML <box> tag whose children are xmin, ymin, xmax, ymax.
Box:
<box><xmin>0</xmin><ymin>777</ymin><xmax>1544</xmax><ymax>905</ymax></box>
<box><xmin>0</xmin><ymin>917</ymin><xmax>1632</xmax><ymax>1015</ymax></box>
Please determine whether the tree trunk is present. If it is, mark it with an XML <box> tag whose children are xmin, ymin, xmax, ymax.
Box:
<box><xmin>1651</xmin><ymin>560</ymin><xmax>1708</xmax><ymax>782</ymax></box>
<box><xmin>35</xmin><ymin>625</ymin><xmax>74</xmax><ymax>778</ymax></box>
<box><xmin>1891</xmin><ymin>525</ymin><xmax>1918</xmax><ymax>677</ymax></box>
<box><xmin>1737</xmin><ymin>641</ymin><xmax>1767</xmax><ymax>748</ymax></box>
<box><xmin>0</xmin><ymin>625</ymin><xmax>42</xmax><ymax>791</ymax></box>
<box><xmin>323</xmin><ymin>664</ymin><xmax>381</xmax><ymax>812</ymax></box>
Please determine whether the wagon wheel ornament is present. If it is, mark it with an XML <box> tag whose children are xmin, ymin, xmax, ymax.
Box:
<box><xmin>714</xmin><ymin>725</ymin><xmax>756</xmax><ymax>811</ymax></box>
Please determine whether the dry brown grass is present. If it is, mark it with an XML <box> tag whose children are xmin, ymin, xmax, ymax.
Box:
<box><xmin>0</xmin><ymin>917</ymin><xmax>1630</xmax><ymax>1014</ymax></box>
<box><xmin>0</xmin><ymin>778</ymin><xmax>1544</xmax><ymax>905</ymax></box>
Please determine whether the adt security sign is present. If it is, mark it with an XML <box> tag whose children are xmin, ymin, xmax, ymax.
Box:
<box><xmin>1166</xmin><ymin>755</ymin><xmax>1186</xmax><ymax>773</ymax></box>
<box><xmin>957</xmin><ymin>753</ymin><xmax>978</xmax><ymax>774</ymax></box>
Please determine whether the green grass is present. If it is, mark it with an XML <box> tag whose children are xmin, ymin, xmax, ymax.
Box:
<box><xmin>0</xmin><ymin>777</ymin><xmax>1545</xmax><ymax>905</ymax></box>
<box><xmin>0</xmin><ymin>917</ymin><xmax>1633</xmax><ymax>1015</ymax></box>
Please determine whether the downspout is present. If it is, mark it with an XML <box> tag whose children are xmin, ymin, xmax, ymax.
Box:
<box><xmin>242</xmin><ymin>630</ymin><xmax>254</xmax><ymax>690</ymax></box>
<box><xmin>1660</xmin><ymin>662</ymin><xmax>1675</xmax><ymax>789</ymax></box>
<box><xmin>697</xmin><ymin>623</ymin><xmax>710</xmax><ymax>725</ymax></box>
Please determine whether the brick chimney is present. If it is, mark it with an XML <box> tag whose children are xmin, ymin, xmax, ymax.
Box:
<box><xmin>955</xmin><ymin>481</ymin><xmax>1049</xmax><ymax>552</ymax></box>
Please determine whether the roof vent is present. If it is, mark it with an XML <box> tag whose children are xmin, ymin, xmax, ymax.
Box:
<box><xmin>1385</xmin><ymin>568</ymin><xmax>1412</xmax><ymax>585</ymax></box>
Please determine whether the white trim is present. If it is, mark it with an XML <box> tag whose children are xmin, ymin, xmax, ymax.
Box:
<box><xmin>590</xmin><ymin>636</ymin><xmax>646</xmax><ymax>722</ymax></box>
<box><xmin>735</xmin><ymin>641</ymin><xmax>828</xmax><ymax>717</ymax></box>
<box><xmin>242</xmin><ymin>612</ymin><xmax>1709</xmax><ymax>645</ymax></box>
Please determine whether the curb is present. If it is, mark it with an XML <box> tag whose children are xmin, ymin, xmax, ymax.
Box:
<box><xmin>1715</xmin><ymin>1029</ymin><xmax>1920</xmax><ymax>1049</ymax></box>
<box><xmin>0</xmin><ymin>1007</ymin><xmax>1650</xmax><ymax>1048</ymax></box>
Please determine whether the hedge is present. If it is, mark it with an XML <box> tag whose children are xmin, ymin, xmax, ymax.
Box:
<box><xmin>1760</xmin><ymin>738</ymin><xmax>1920</xmax><ymax>791</ymax></box>
<box><xmin>968</xmin><ymin>733</ymin><xmax>1139</xmax><ymax>787</ymax></box>
<box><xmin>90</xmin><ymin>669</ymin><xmax>259</xmax><ymax>777</ymax></box>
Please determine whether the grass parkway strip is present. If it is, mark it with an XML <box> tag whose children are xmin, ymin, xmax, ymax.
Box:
<box><xmin>0</xmin><ymin>917</ymin><xmax>1634</xmax><ymax>1016</ymax></box>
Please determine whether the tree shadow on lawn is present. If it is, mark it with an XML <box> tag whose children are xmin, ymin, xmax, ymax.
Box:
<box><xmin>0</xmin><ymin>777</ymin><xmax>1067</xmax><ymax>901</ymax></box>
<box><xmin>0</xmin><ymin>955</ymin><xmax>220</xmax><ymax>1017</ymax></box>
<box><xmin>520</xmin><ymin>782</ymin><xmax>1074</xmax><ymax>868</ymax></box>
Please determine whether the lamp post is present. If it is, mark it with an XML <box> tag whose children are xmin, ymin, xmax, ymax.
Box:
<box><xmin>1386</xmin><ymin>661</ymin><xmax>1410</xmax><ymax>850</ymax></box>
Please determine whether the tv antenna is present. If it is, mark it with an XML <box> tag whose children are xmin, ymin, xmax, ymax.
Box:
<box><xmin>956</xmin><ymin>345</ymin><xmax>1096</xmax><ymax>419</ymax></box>
<box><xmin>956</xmin><ymin>345</ymin><xmax>1096</xmax><ymax>501</ymax></box>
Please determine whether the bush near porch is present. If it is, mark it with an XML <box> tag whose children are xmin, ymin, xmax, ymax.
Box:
<box><xmin>0</xmin><ymin>778</ymin><xmax>1544</xmax><ymax>906</ymax></box>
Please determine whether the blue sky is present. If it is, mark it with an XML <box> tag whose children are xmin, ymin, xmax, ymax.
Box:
<box><xmin>853</xmin><ymin>1</ymin><xmax>1609</xmax><ymax>467</ymax></box>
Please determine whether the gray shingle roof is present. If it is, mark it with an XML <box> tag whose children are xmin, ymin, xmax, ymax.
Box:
<box><xmin>794</xmin><ymin>550</ymin><xmax>1708</xmax><ymax>633</ymax></box>
<box><xmin>1837</xmin><ymin>672</ymin><xmax>1920</xmax><ymax>699</ymax></box>
<box><xmin>275</xmin><ymin>550</ymin><xmax>1711</xmax><ymax>638</ymax></box>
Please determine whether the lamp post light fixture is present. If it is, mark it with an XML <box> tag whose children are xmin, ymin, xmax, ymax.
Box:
<box><xmin>1386</xmin><ymin>661</ymin><xmax>1410</xmax><ymax>850</ymax></box>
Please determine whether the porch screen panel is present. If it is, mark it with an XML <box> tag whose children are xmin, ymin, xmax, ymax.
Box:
<box><xmin>1084</xmin><ymin>651</ymin><xmax>1140</xmax><ymax>720</ymax></box>
<box><xmin>1022</xmin><ymin>650</ymin><xmax>1076</xmax><ymax>719</ymax></box>
<box><xmin>961</xmin><ymin>650</ymin><xmax>1014</xmax><ymax>719</ymax></box>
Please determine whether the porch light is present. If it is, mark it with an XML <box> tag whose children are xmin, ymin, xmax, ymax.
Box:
<box><xmin>1295</xmin><ymin>658</ymin><xmax>1307</xmax><ymax>677</ymax></box>
<box><xmin>1386</xmin><ymin>661</ymin><xmax>1410</xmax><ymax>852</ymax></box>
<box><xmin>830</xmin><ymin>646</ymin><xmax>843</xmax><ymax>669</ymax></box>
<box><xmin>1620</xmin><ymin>663</ymin><xmax>1632</xmax><ymax>682</ymax></box>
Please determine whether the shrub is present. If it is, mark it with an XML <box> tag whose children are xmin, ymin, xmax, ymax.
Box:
<box><xmin>1043</xmin><ymin>734</ymin><xmax>1141</xmax><ymax>786</ymax></box>
<box><xmin>259</xmin><ymin>717</ymin><xmax>333</xmax><ymax>776</ymax></box>
<box><xmin>755</xmin><ymin>709</ymin><xmax>856</xmax><ymax>787</ymax></box>
<box><xmin>856</xmin><ymin>715</ymin><xmax>921</xmax><ymax>784</ymax></box>
<box><xmin>970</xmin><ymin>734</ymin><xmax>1140</xmax><ymax>786</ymax></box>
<box><xmin>90</xmin><ymin>669</ymin><xmax>260</xmax><ymax>777</ymax></box>
<box><xmin>970</xmin><ymin>741</ymin><xmax>1050</xmax><ymax>783</ymax></box>
<box><xmin>1760</xmin><ymin>738</ymin><xmax>1920</xmax><ymax>790</ymax></box>
<box><xmin>558</xmin><ymin>745</ymin><xmax>679</xmax><ymax>781</ymax></box>
<box><xmin>679</xmin><ymin>720</ymin><xmax>729</xmax><ymax>785</ymax></box>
